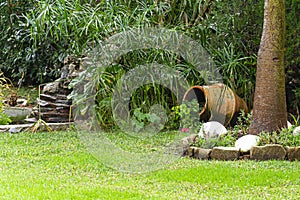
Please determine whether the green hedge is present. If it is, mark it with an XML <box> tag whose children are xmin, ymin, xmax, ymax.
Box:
<box><xmin>0</xmin><ymin>0</ymin><xmax>299</xmax><ymax>115</ymax></box>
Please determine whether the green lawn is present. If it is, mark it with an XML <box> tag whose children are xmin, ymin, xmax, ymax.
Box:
<box><xmin>0</xmin><ymin>131</ymin><xmax>299</xmax><ymax>199</ymax></box>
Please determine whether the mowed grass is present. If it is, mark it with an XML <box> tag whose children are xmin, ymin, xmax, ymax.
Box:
<box><xmin>0</xmin><ymin>131</ymin><xmax>299</xmax><ymax>199</ymax></box>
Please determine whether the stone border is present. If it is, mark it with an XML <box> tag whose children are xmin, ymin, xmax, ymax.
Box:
<box><xmin>0</xmin><ymin>122</ymin><xmax>74</xmax><ymax>133</ymax></box>
<box><xmin>181</xmin><ymin>135</ymin><xmax>300</xmax><ymax>161</ymax></box>
<box><xmin>186</xmin><ymin>145</ymin><xmax>300</xmax><ymax>161</ymax></box>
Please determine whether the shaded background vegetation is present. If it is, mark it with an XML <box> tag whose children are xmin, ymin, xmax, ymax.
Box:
<box><xmin>0</xmin><ymin>0</ymin><xmax>299</xmax><ymax>127</ymax></box>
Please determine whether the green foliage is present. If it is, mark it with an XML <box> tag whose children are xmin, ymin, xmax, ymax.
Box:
<box><xmin>1</xmin><ymin>0</ymin><xmax>299</xmax><ymax>126</ymax></box>
<box><xmin>286</xmin><ymin>0</ymin><xmax>300</xmax><ymax>115</ymax></box>
<box><xmin>0</xmin><ymin>72</ymin><xmax>12</xmax><ymax>125</ymax></box>
<box><xmin>204</xmin><ymin>0</ymin><xmax>298</xmax><ymax>113</ymax></box>
<box><xmin>205</xmin><ymin>0</ymin><xmax>264</xmax><ymax>54</ymax></box>
<box><xmin>0</xmin><ymin>0</ymin><xmax>59</xmax><ymax>85</ymax></box>
<box><xmin>192</xmin><ymin>110</ymin><xmax>300</xmax><ymax>149</ymax></box>
<box><xmin>195</xmin><ymin>137</ymin><xmax>218</xmax><ymax>149</ymax></box>
<box><xmin>131</xmin><ymin>108</ymin><xmax>161</xmax><ymax>133</ymax></box>
<box><xmin>193</xmin><ymin>132</ymin><xmax>237</xmax><ymax>149</ymax></box>
<box><xmin>194</xmin><ymin>110</ymin><xmax>251</xmax><ymax>148</ymax></box>
<box><xmin>233</xmin><ymin>110</ymin><xmax>252</xmax><ymax>134</ymax></box>
<box><xmin>289</xmin><ymin>113</ymin><xmax>300</xmax><ymax>126</ymax></box>
<box><xmin>259</xmin><ymin>128</ymin><xmax>300</xmax><ymax>147</ymax></box>
<box><xmin>172</xmin><ymin>99</ymin><xmax>202</xmax><ymax>134</ymax></box>
<box><xmin>88</xmin><ymin>62</ymin><xmax>182</xmax><ymax>130</ymax></box>
<box><xmin>208</xmin><ymin>44</ymin><xmax>257</xmax><ymax>108</ymax></box>
<box><xmin>201</xmin><ymin>0</ymin><xmax>263</xmax><ymax>109</ymax></box>
<box><xmin>216</xmin><ymin>133</ymin><xmax>238</xmax><ymax>147</ymax></box>
<box><xmin>0</xmin><ymin>112</ymin><xmax>11</xmax><ymax>125</ymax></box>
<box><xmin>290</xmin><ymin>88</ymin><xmax>300</xmax><ymax>115</ymax></box>
<box><xmin>67</xmin><ymin>0</ymin><xmax>264</xmax><ymax>130</ymax></box>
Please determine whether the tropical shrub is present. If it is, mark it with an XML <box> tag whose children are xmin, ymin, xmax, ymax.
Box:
<box><xmin>192</xmin><ymin>132</ymin><xmax>238</xmax><ymax>149</ymax></box>
<box><xmin>172</xmin><ymin>99</ymin><xmax>203</xmax><ymax>134</ymax></box>
<box><xmin>1</xmin><ymin>0</ymin><xmax>298</xmax><ymax>129</ymax></box>
<box><xmin>233</xmin><ymin>110</ymin><xmax>252</xmax><ymax>135</ymax></box>
<box><xmin>0</xmin><ymin>0</ymin><xmax>60</xmax><ymax>85</ymax></box>
<box><xmin>208</xmin><ymin>44</ymin><xmax>257</xmax><ymax>108</ymax></box>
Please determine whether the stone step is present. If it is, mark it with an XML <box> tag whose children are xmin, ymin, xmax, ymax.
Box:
<box><xmin>42</xmin><ymin>117</ymin><xmax>73</xmax><ymax>123</ymax></box>
<box><xmin>38</xmin><ymin>100</ymin><xmax>70</xmax><ymax>108</ymax></box>
<box><xmin>40</xmin><ymin>112</ymin><xmax>70</xmax><ymax>118</ymax></box>
<box><xmin>40</xmin><ymin>94</ymin><xmax>57</xmax><ymax>102</ymax></box>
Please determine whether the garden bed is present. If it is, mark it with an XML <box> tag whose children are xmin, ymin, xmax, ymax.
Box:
<box><xmin>182</xmin><ymin>134</ymin><xmax>300</xmax><ymax>162</ymax></box>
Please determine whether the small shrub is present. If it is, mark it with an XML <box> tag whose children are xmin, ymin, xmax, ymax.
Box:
<box><xmin>192</xmin><ymin>132</ymin><xmax>237</xmax><ymax>149</ymax></box>
<box><xmin>216</xmin><ymin>132</ymin><xmax>238</xmax><ymax>147</ymax></box>
<box><xmin>172</xmin><ymin>99</ymin><xmax>203</xmax><ymax>134</ymax></box>
<box><xmin>233</xmin><ymin>110</ymin><xmax>252</xmax><ymax>135</ymax></box>
<box><xmin>131</xmin><ymin>108</ymin><xmax>161</xmax><ymax>133</ymax></box>
<box><xmin>0</xmin><ymin>112</ymin><xmax>12</xmax><ymax>125</ymax></box>
<box><xmin>195</xmin><ymin>137</ymin><xmax>219</xmax><ymax>149</ymax></box>
<box><xmin>258</xmin><ymin>128</ymin><xmax>300</xmax><ymax>147</ymax></box>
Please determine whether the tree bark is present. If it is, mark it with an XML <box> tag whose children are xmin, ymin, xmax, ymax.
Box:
<box><xmin>249</xmin><ymin>0</ymin><xmax>287</xmax><ymax>135</ymax></box>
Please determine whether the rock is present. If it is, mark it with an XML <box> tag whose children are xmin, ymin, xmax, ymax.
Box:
<box><xmin>198</xmin><ymin>121</ymin><xmax>227</xmax><ymax>139</ymax></box>
<box><xmin>40</xmin><ymin>94</ymin><xmax>57</xmax><ymax>102</ymax></box>
<box><xmin>250</xmin><ymin>144</ymin><xmax>286</xmax><ymax>160</ymax></box>
<box><xmin>55</xmin><ymin>99</ymin><xmax>72</xmax><ymax>105</ymax></box>
<box><xmin>180</xmin><ymin>134</ymin><xmax>199</xmax><ymax>156</ymax></box>
<box><xmin>293</xmin><ymin>126</ymin><xmax>300</xmax><ymax>136</ymax></box>
<box><xmin>191</xmin><ymin>147</ymin><xmax>211</xmax><ymax>159</ymax></box>
<box><xmin>24</xmin><ymin>118</ymin><xmax>37</xmax><ymax>123</ymax></box>
<box><xmin>286</xmin><ymin>147</ymin><xmax>300</xmax><ymax>161</ymax></box>
<box><xmin>187</xmin><ymin>147</ymin><xmax>211</xmax><ymax>159</ymax></box>
<box><xmin>210</xmin><ymin>147</ymin><xmax>240</xmax><ymax>161</ymax></box>
<box><xmin>56</xmin><ymin>94</ymin><xmax>69</xmax><ymax>100</ymax></box>
<box><xmin>287</xmin><ymin>121</ymin><xmax>292</xmax><ymax>128</ymax></box>
<box><xmin>181</xmin><ymin>137</ymin><xmax>190</xmax><ymax>156</ymax></box>
<box><xmin>56</xmin><ymin>107</ymin><xmax>71</xmax><ymax>113</ymax></box>
<box><xmin>3</xmin><ymin>107</ymin><xmax>32</xmax><ymax>123</ymax></box>
<box><xmin>38</xmin><ymin>100</ymin><xmax>70</xmax><ymax>108</ymax></box>
<box><xmin>186</xmin><ymin>146</ymin><xmax>194</xmax><ymax>157</ymax></box>
<box><xmin>0</xmin><ymin>122</ymin><xmax>74</xmax><ymax>133</ymax></box>
<box><xmin>16</xmin><ymin>99</ymin><xmax>28</xmax><ymax>107</ymax></box>
<box><xmin>43</xmin><ymin>81</ymin><xmax>61</xmax><ymax>94</ymax></box>
<box><xmin>235</xmin><ymin>134</ymin><xmax>260</xmax><ymax>152</ymax></box>
<box><xmin>9</xmin><ymin>127</ymin><xmax>21</xmax><ymax>134</ymax></box>
<box><xmin>34</xmin><ymin>56</ymin><xmax>83</xmax><ymax>123</ymax></box>
<box><xmin>0</xmin><ymin>124</ymin><xmax>32</xmax><ymax>132</ymax></box>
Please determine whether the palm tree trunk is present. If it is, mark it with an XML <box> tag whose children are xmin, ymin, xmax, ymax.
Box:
<box><xmin>249</xmin><ymin>0</ymin><xmax>287</xmax><ymax>134</ymax></box>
